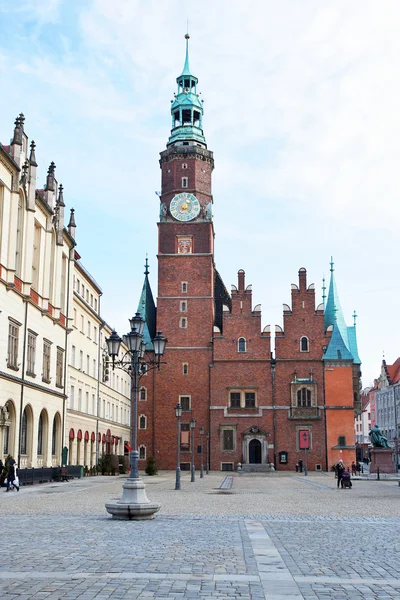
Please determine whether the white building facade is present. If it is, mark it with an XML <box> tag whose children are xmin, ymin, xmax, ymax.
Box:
<box><xmin>0</xmin><ymin>115</ymin><xmax>130</xmax><ymax>469</ymax></box>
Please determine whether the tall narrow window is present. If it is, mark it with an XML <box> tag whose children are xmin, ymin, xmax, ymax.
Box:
<box><xmin>56</xmin><ymin>348</ymin><xmax>64</xmax><ymax>387</ymax></box>
<box><xmin>180</xmin><ymin>317</ymin><xmax>187</xmax><ymax>328</ymax></box>
<box><xmin>180</xmin><ymin>396</ymin><xmax>190</xmax><ymax>411</ymax></box>
<box><xmin>60</xmin><ymin>254</ymin><xmax>67</xmax><ymax>313</ymax></box>
<box><xmin>70</xmin><ymin>386</ymin><xmax>75</xmax><ymax>410</ymax></box>
<box><xmin>230</xmin><ymin>392</ymin><xmax>241</xmax><ymax>409</ymax></box>
<box><xmin>139</xmin><ymin>415</ymin><xmax>146</xmax><ymax>429</ymax></box>
<box><xmin>71</xmin><ymin>345</ymin><xmax>76</xmax><ymax>367</ymax></box>
<box><xmin>182</xmin><ymin>177</ymin><xmax>188</xmax><ymax>188</ymax></box>
<box><xmin>238</xmin><ymin>337</ymin><xmax>246</xmax><ymax>353</ymax></box>
<box><xmin>222</xmin><ymin>429</ymin><xmax>234</xmax><ymax>451</ymax></box>
<box><xmin>86</xmin><ymin>391</ymin><xmax>89</xmax><ymax>413</ymax></box>
<box><xmin>181</xmin><ymin>301</ymin><xmax>187</xmax><ymax>312</ymax></box>
<box><xmin>42</xmin><ymin>340</ymin><xmax>51</xmax><ymax>383</ymax></box>
<box><xmin>37</xmin><ymin>413</ymin><xmax>43</xmax><ymax>455</ymax></box>
<box><xmin>15</xmin><ymin>193</ymin><xmax>24</xmax><ymax>276</ymax></box>
<box><xmin>21</xmin><ymin>409</ymin><xmax>27</xmax><ymax>455</ymax></box>
<box><xmin>32</xmin><ymin>222</ymin><xmax>41</xmax><ymax>291</ymax></box>
<box><xmin>297</xmin><ymin>388</ymin><xmax>311</xmax><ymax>407</ymax></box>
<box><xmin>182</xmin><ymin>282</ymin><xmax>187</xmax><ymax>293</ymax></box>
<box><xmin>52</xmin><ymin>416</ymin><xmax>57</xmax><ymax>455</ymax></box>
<box><xmin>140</xmin><ymin>387</ymin><xmax>147</xmax><ymax>401</ymax></box>
<box><xmin>183</xmin><ymin>363</ymin><xmax>189</xmax><ymax>375</ymax></box>
<box><xmin>139</xmin><ymin>446</ymin><xmax>146</xmax><ymax>460</ymax></box>
<box><xmin>300</xmin><ymin>336</ymin><xmax>309</xmax><ymax>352</ymax></box>
<box><xmin>245</xmin><ymin>392</ymin><xmax>256</xmax><ymax>408</ymax></box>
<box><xmin>27</xmin><ymin>331</ymin><xmax>37</xmax><ymax>376</ymax></box>
<box><xmin>78</xmin><ymin>389</ymin><xmax>82</xmax><ymax>412</ymax></box>
<box><xmin>7</xmin><ymin>321</ymin><xmax>20</xmax><ymax>369</ymax></box>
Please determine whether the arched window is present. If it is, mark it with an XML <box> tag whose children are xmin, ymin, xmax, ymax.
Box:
<box><xmin>37</xmin><ymin>413</ymin><xmax>43</xmax><ymax>455</ymax></box>
<box><xmin>238</xmin><ymin>337</ymin><xmax>246</xmax><ymax>353</ymax></box>
<box><xmin>140</xmin><ymin>387</ymin><xmax>147</xmax><ymax>401</ymax></box>
<box><xmin>21</xmin><ymin>409</ymin><xmax>27</xmax><ymax>455</ymax></box>
<box><xmin>139</xmin><ymin>415</ymin><xmax>146</xmax><ymax>430</ymax></box>
<box><xmin>300</xmin><ymin>336</ymin><xmax>309</xmax><ymax>352</ymax></box>
<box><xmin>139</xmin><ymin>445</ymin><xmax>146</xmax><ymax>460</ymax></box>
<box><xmin>297</xmin><ymin>388</ymin><xmax>311</xmax><ymax>407</ymax></box>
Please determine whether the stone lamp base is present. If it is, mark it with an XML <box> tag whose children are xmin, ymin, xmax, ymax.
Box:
<box><xmin>105</xmin><ymin>477</ymin><xmax>161</xmax><ymax>520</ymax></box>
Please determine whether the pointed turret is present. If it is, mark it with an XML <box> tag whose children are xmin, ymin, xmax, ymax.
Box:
<box><xmin>29</xmin><ymin>140</ymin><xmax>37</xmax><ymax>167</ymax></box>
<box><xmin>323</xmin><ymin>258</ymin><xmax>361</xmax><ymax>364</ymax></box>
<box><xmin>168</xmin><ymin>34</ymin><xmax>206</xmax><ymax>147</ymax></box>
<box><xmin>136</xmin><ymin>258</ymin><xmax>156</xmax><ymax>350</ymax></box>
<box><xmin>68</xmin><ymin>208</ymin><xmax>76</xmax><ymax>240</ymax></box>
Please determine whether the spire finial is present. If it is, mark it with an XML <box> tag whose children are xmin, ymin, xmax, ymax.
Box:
<box><xmin>29</xmin><ymin>140</ymin><xmax>38</xmax><ymax>167</ymax></box>
<box><xmin>333</xmin><ymin>304</ymin><xmax>338</xmax><ymax>321</ymax></box>
<box><xmin>322</xmin><ymin>276</ymin><xmax>326</xmax><ymax>306</ymax></box>
<box><xmin>57</xmin><ymin>184</ymin><xmax>65</xmax><ymax>207</ymax></box>
<box><xmin>144</xmin><ymin>256</ymin><xmax>149</xmax><ymax>276</ymax></box>
<box><xmin>353</xmin><ymin>310</ymin><xmax>357</xmax><ymax>326</ymax></box>
<box><xmin>330</xmin><ymin>256</ymin><xmax>334</xmax><ymax>273</ymax></box>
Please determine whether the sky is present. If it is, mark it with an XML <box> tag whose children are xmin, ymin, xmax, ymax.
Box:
<box><xmin>0</xmin><ymin>0</ymin><xmax>398</xmax><ymax>386</ymax></box>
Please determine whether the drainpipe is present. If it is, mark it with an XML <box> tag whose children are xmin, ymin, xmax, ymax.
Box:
<box><xmin>17</xmin><ymin>299</ymin><xmax>29</xmax><ymax>469</ymax></box>
<box><xmin>271</xmin><ymin>356</ymin><xmax>277</xmax><ymax>469</ymax></box>
<box><xmin>322</xmin><ymin>359</ymin><xmax>329</xmax><ymax>472</ymax></box>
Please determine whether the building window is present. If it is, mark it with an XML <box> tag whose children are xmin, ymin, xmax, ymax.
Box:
<box><xmin>21</xmin><ymin>409</ymin><xmax>27</xmax><ymax>455</ymax></box>
<box><xmin>230</xmin><ymin>392</ymin><xmax>241</xmax><ymax>409</ymax></box>
<box><xmin>71</xmin><ymin>345</ymin><xmax>76</xmax><ymax>367</ymax></box>
<box><xmin>180</xmin><ymin>317</ymin><xmax>187</xmax><ymax>328</ymax></box>
<box><xmin>140</xmin><ymin>387</ymin><xmax>147</xmax><ymax>401</ymax></box>
<box><xmin>238</xmin><ymin>337</ymin><xmax>246</xmax><ymax>352</ymax></box>
<box><xmin>86</xmin><ymin>354</ymin><xmax>90</xmax><ymax>373</ymax></box>
<box><xmin>56</xmin><ymin>348</ymin><xmax>64</xmax><ymax>387</ymax></box>
<box><xmin>87</xmin><ymin>321</ymin><xmax>91</xmax><ymax>338</ymax></box>
<box><xmin>31</xmin><ymin>222</ymin><xmax>41</xmax><ymax>291</ymax></box>
<box><xmin>90</xmin><ymin>293</ymin><xmax>93</xmax><ymax>307</ymax></box>
<box><xmin>139</xmin><ymin>415</ymin><xmax>147</xmax><ymax>430</ymax></box>
<box><xmin>300</xmin><ymin>336</ymin><xmax>309</xmax><ymax>352</ymax></box>
<box><xmin>70</xmin><ymin>386</ymin><xmax>75</xmax><ymax>410</ymax></box>
<box><xmin>297</xmin><ymin>388</ymin><xmax>311</xmax><ymax>408</ymax></box>
<box><xmin>180</xmin><ymin>423</ymin><xmax>190</xmax><ymax>450</ymax></box>
<box><xmin>27</xmin><ymin>331</ymin><xmax>37</xmax><ymax>376</ymax></box>
<box><xmin>182</xmin><ymin>177</ymin><xmax>188</xmax><ymax>188</ymax></box>
<box><xmin>180</xmin><ymin>301</ymin><xmax>187</xmax><ymax>312</ymax></box>
<box><xmin>180</xmin><ymin>396</ymin><xmax>191</xmax><ymax>411</ymax></box>
<box><xmin>79</xmin><ymin>350</ymin><xmax>83</xmax><ymax>370</ymax></box>
<box><xmin>37</xmin><ymin>413</ymin><xmax>43</xmax><ymax>455</ymax></box>
<box><xmin>15</xmin><ymin>193</ymin><xmax>24</xmax><ymax>277</ymax></box>
<box><xmin>86</xmin><ymin>392</ymin><xmax>89</xmax><ymax>413</ymax></box>
<box><xmin>52</xmin><ymin>416</ymin><xmax>57</xmax><ymax>455</ymax></box>
<box><xmin>78</xmin><ymin>389</ymin><xmax>82</xmax><ymax>412</ymax></box>
<box><xmin>245</xmin><ymin>392</ymin><xmax>255</xmax><ymax>408</ymax></box>
<box><xmin>93</xmin><ymin>326</ymin><xmax>97</xmax><ymax>344</ymax></box>
<box><xmin>222</xmin><ymin>428</ymin><xmax>235</xmax><ymax>451</ymax></box>
<box><xmin>42</xmin><ymin>340</ymin><xmax>51</xmax><ymax>383</ymax></box>
<box><xmin>182</xmin><ymin>163</ymin><xmax>188</xmax><ymax>169</ymax></box>
<box><xmin>338</xmin><ymin>435</ymin><xmax>346</xmax><ymax>446</ymax></box>
<box><xmin>229</xmin><ymin>390</ymin><xmax>257</xmax><ymax>409</ymax></box>
<box><xmin>182</xmin><ymin>363</ymin><xmax>188</xmax><ymax>375</ymax></box>
<box><xmin>139</xmin><ymin>445</ymin><xmax>146</xmax><ymax>460</ymax></box>
<box><xmin>182</xmin><ymin>282</ymin><xmax>187</xmax><ymax>293</ymax></box>
<box><xmin>94</xmin><ymin>298</ymin><xmax>98</xmax><ymax>312</ymax></box>
<box><xmin>7</xmin><ymin>320</ymin><xmax>20</xmax><ymax>370</ymax></box>
<box><xmin>81</xmin><ymin>284</ymin><xmax>85</xmax><ymax>297</ymax></box>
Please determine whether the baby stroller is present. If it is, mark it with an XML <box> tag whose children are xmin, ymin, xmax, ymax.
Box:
<box><xmin>341</xmin><ymin>471</ymin><xmax>352</xmax><ymax>489</ymax></box>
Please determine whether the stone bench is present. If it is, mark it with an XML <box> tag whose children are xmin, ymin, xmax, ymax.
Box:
<box><xmin>218</xmin><ymin>475</ymin><xmax>233</xmax><ymax>492</ymax></box>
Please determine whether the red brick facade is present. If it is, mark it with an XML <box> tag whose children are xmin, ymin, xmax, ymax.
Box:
<box><xmin>135</xmin><ymin>137</ymin><xmax>358</xmax><ymax>473</ymax></box>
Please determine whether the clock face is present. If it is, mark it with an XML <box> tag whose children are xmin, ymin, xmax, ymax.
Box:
<box><xmin>170</xmin><ymin>193</ymin><xmax>200</xmax><ymax>222</ymax></box>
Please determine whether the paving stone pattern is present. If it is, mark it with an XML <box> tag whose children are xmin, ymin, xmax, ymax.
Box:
<box><xmin>1</xmin><ymin>472</ymin><xmax>400</xmax><ymax>598</ymax></box>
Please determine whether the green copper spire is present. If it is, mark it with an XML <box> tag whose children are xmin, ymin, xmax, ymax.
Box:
<box><xmin>168</xmin><ymin>34</ymin><xmax>206</xmax><ymax>147</ymax></box>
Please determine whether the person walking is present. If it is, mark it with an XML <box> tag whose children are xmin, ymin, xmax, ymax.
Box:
<box><xmin>336</xmin><ymin>459</ymin><xmax>345</xmax><ymax>488</ymax></box>
<box><xmin>6</xmin><ymin>457</ymin><xmax>19</xmax><ymax>492</ymax></box>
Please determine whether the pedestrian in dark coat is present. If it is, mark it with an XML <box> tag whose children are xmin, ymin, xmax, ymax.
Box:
<box><xmin>336</xmin><ymin>460</ymin><xmax>345</xmax><ymax>488</ymax></box>
<box><xmin>6</xmin><ymin>457</ymin><xmax>19</xmax><ymax>492</ymax></box>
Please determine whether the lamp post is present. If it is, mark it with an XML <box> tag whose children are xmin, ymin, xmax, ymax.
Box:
<box><xmin>200</xmin><ymin>425</ymin><xmax>204</xmax><ymax>478</ymax></box>
<box><xmin>104</xmin><ymin>313</ymin><xmax>167</xmax><ymax>520</ymax></box>
<box><xmin>303</xmin><ymin>431</ymin><xmax>309</xmax><ymax>476</ymax></box>
<box><xmin>175</xmin><ymin>403</ymin><xmax>182</xmax><ymax>490</ymax></box>
<box><xmin>190</xmin><ymin>417</ymin><xmax>196</xmax><ymax>482</ymax></box>
<box><xmin>206</xmin><ymin>431</ymin><xmax>209</xmax><ymax>474</ymax></box>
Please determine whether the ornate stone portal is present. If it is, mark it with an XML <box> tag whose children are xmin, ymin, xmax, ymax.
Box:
<box><xmin>241</xmin><ymin>426</ymin><xmax>271</xmax><ymax>466</ymax></box>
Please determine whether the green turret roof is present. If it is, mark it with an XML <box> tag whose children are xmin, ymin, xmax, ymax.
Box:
<box><xmin>136</xmin><ymin>259</ymin><xmax>156</xmax><ymax>351</ymax></box>
<box><xmin>167</xmin><ymin>34</ymin><xmax>206</xmax><ymax>147</ymax></box>
<box><xmin>323</xmin><ymin>259</ymin><xmax>361</xmax><ymax>364</ymax></box>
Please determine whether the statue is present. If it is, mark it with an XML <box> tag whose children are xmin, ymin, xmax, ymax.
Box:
<box><xmin>160</xmin><ymin>203</ymin><xmax>168</xmax><ymax>222</ymax></box>
<box><xmin>369</xmin><ymin>424</ymin><xmax>390</xmax><ymax>449</ymax></box>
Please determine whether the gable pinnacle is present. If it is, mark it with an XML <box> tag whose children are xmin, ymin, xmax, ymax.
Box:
<box><xmin>144</xmin><ymin>257</ymin><xmax>149</xmax><ymax>276</ymax></box>
<box><xmin>29</xmin><ymin>140</ymin><xmax>38</xmax><ymax>166</ymax></box>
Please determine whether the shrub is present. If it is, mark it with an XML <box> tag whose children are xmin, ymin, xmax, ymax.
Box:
<box><xmin>145</xmin><ymin>456</ymin><xmax>158</xmax><ymax>476</ymax></box>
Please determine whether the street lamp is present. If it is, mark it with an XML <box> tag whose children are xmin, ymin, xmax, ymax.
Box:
<box><xmin>190</xmin><ymin>417</ymin><xmax>196</xmax><ymax>482</ymax></box>
<box><xmin>303</xmin><ymin>431</ymin><xmax>309</xmax><ymax>476</ymax></box>
<box><xmin>206</xmin><ymin>431</ymin><xmax>210</xmax><ymax>474</ymax></box>
<box><xmin>200</xmin><ymin>425</ymin><xmax>204</xmax><ymax>478</ymax></box>
<box><xmin>175</xmin><ymin>403</ymin><xmax>182</xmax><ymax>490</ymax></box>
<box><xmin>104</xmin><ymin>313</ymin><xmax>167</xmax><ymax>520</ymax></box>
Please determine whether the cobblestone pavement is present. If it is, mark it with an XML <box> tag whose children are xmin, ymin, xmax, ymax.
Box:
<box><xmin>1</xmin><ymin>471</ymin><xmax>400</xmax><ymax>599</ymax></box>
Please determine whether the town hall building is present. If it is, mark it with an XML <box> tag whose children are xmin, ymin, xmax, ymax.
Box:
<box><xmin>135</xmin><ymin>35</ymin><xmax>362</xmax><ymax>473</ymax></box>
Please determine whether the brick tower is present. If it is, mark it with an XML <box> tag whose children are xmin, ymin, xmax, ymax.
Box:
<box><xmin>154</xmin><ymin>34</ymin><xmax>216</xmax><ymax>469</ymax></box>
